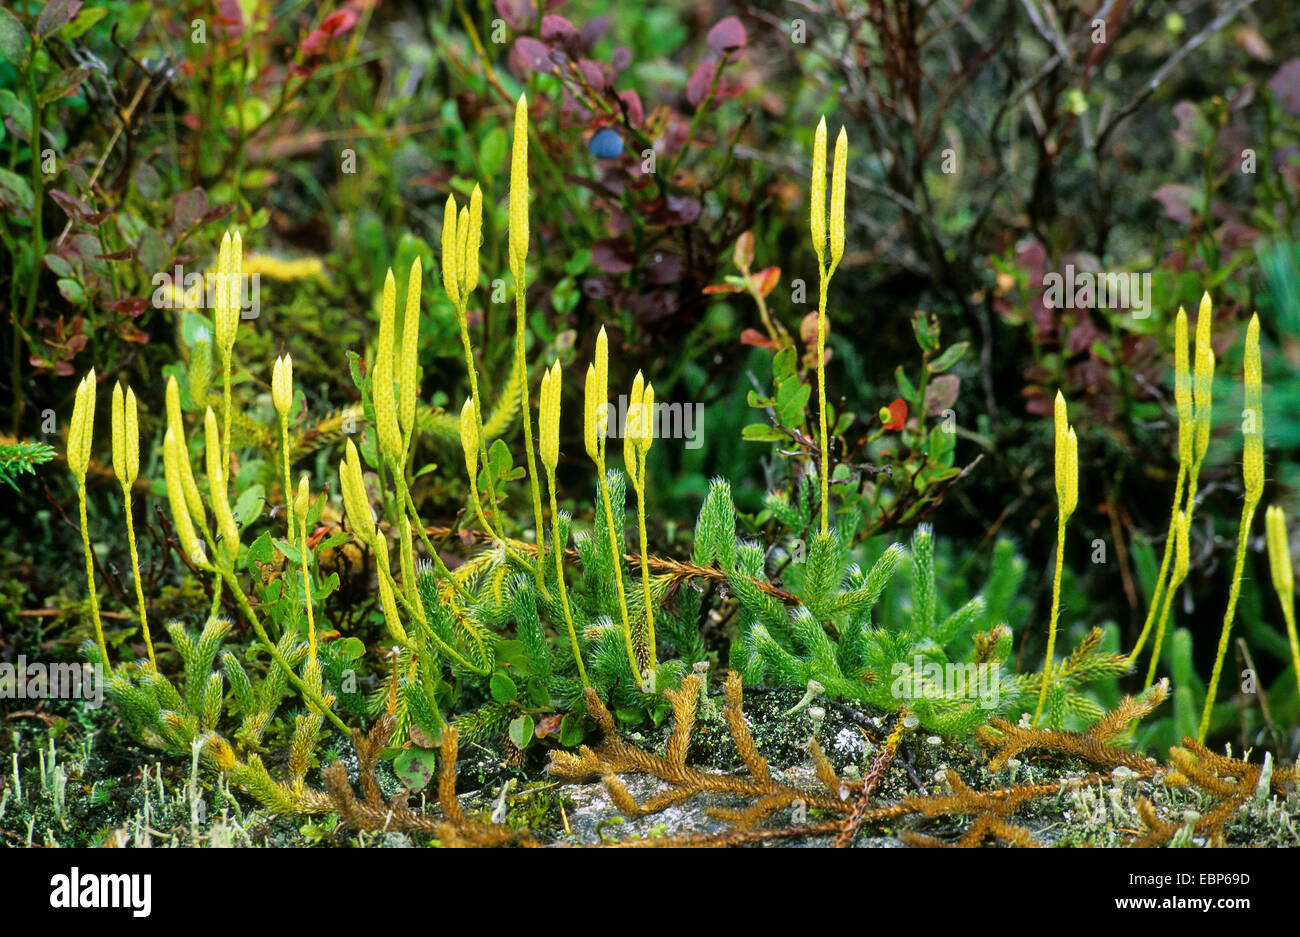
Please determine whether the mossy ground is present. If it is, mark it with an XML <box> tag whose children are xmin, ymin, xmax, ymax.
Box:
<box><xmin>4</xmin><ymin>687</ymin><xmax>1297</xmax><ymax>847</ymax></box>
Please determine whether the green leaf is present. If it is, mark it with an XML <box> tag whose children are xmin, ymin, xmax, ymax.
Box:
<box><xmin>772</xmin><ymin>345</ymin><xmax>797</xmax><ymax>383</ymax></box>
<box><xmin>742</xmin><ymin>423</ymin><xmax>785</xmax><ymax>442</ymax></box>
<box><xmin>895</xmin><ymin>366</ymin><xmax>917</xmax><ymax>407</ymax></box>
<box><xmin>0</xmin><ymin>7</ymin><xmax>28</xmax><ymax>66</ymax></box>
<box><xmin>336</xmin><ymin>636</ymin><xmax>366</xmax><ymax>661</ymax></box>
<box><xmin>57</xmin><ymin>5</ymin><xmax>105</xmax><ymax>39</ymax></box>
<box><xmin>0</xmin><ymin>168</ymin><xmax>34</xmax><ymax>217</ymax></box>
<box><xmin>927</xmin><ymin>342</ymin><xmax>969</xmax><ymax>374</ymax></box>
<box><xmin>273</xmin><ymin>539</ymin><xmax>303</xmax><ymax>565</ymax></box>
<box><xmin>559</xmin><ymin>713</ymin><xmax>585</xmax><ymax>747</ymax></box>
<box><xmin>36</xmin><ymin>0</ymin><xmax>81</xmax><ymax>39</ymax></box>
<box><xmin>508</xmin><ymin>714</ymin><xmax>535</xmax><ymax>749</ymax></box>
<box><xmin>393</xmin><ymin>746</ymin><xmax>439</xmax><ymax>791</ymax></box>
<box><xmin>775</xmin><ymin>377</ymin><xmax>811</xmax><ymax>426</ymax></box>
<box><xmin>39</xmin><ymin>67</ymin><xmax>88</xmax><ymax>106</ymax></box>
<box><xmin>232</xmin><ymin>483</ymin><xmax>265</xmax><ymax>530</ymax></box>
<box><xmin>489</xmin><ymin>671</ymin><xmax>518</xmax><ymax>704</ymax></box>
<box><xmin>245</xmin><ymin>532</ymin><xmax>274</xmax><ymax>567</ymax></box>
<box><xmin>479</xmin><ymin>126</ymin><xmax>507</xmax><ymax>177</ymax></box>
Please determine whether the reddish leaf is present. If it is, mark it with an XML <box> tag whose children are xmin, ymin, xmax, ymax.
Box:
<box><xmin>514</xmin><ymin>36</ymin><xmax>553</xmax><ymax>72</ymax></box>
<box><xmin>617</xmin><ymin>89</ymin><xmax>643</xmax><ymax>127</ymax></box>
<box><xmin>732</xmin><ymin>231</ymin><xmax>754</xmax><ymax>270</ymax></box>
<box><xmin>105</xmin><ymin>297</ymin><xmax>149</xmax><ymax>318</ymax></box>
<box><xmin>172</xmin><ymin>188</ymin><xmax>208</xmax><ymax>230</ymax></box>
<box><xmin>880</xmin><ymin>398</ymin><xmax>908</xmax><ymax>430</ymax></box>
<box><xmin>49</xmin><ymin>189</ymin><xmax>90</xmax><ymax>218</ymax></box>
<box><xmin>94</xmin><ymin>248</ymin><xmax>134</xmax><ymax>261</ymax></box>
<box><xmin>320</xmin><ymin>8</ymin><xmax>358</xmax><ymax>36</ymax></box>
<box><xmin>644</xmin><ymin>252</ymin><xmax>684</xmax><ymax>285</ymax></box>
<box><xmin>534</xmin><ymin>713</ymin><xmax>563</xmax><ymax>739</ymax></box>
<box><xmin>740</xmin><ymin>328</ymin><xmax>774</xmax><ymax>349</ymax></box>
<box><xmin>752</xmin><ymin>266</ymin><xmax>780</xmax><ymax>297</ymax></box>
<box><xmin>706</xmin><ymin>16</ymin><xmax>747</xmax><ymax>60</ymax></box>
<box><xmin>494</xmin><ymin>0</ymin><xmax>534</xmax><ymax>31</ymax></box>
<box><xmin>540</xmin><ymin>14</ymin><xmax>579</xmax><ymax>49</ymax></box>
<box><xmin>577</xmin><ymin>58</ymin><xmax>605</xmax><ymax>91</ymax></box>
<box><xmin>686</xmin><ymin>61</ymin><xmax>719</xmax><ymax>109</ymax></box>
<box><xmin>199</xmin><ymin>204</ymin><xmax>236</xmax><ymax>226</ymax></box>
<box><xmin>703</xmin><ymin>282</ymin><xmax>744</xmax><ymax>295</ymax></box>
<box><xmin>924</xmin><ymin>374</ymin><xmax>960</xmax><ymax>415</ymax></box>
<box><xmin>591</xmin><ymin>239</ymin><xmax>634</xmax><ymax>274</ymax></box>
<box><xmin>1268</xmin><ymin>59</ymin><xmax>1300</xmax><ymax>117</ymax></box>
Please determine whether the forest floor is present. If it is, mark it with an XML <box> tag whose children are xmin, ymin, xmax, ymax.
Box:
<box><xmin>3</xmin><ymin>686</ymin><xmax>1298</xmax><ymax>848</ymax></box>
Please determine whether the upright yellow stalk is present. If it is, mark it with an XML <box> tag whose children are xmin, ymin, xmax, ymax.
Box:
<box><xmin>633</xmin><ymin>378</ymin><xmax>657</xmax><ymax>677</ymax></box>
<box><xmin>163</xmin><ymin>427</ymin><xmax>208</xmax><ymax>570</ymax></box>
<box><xmin>539</xmin><ymin>359</ymin><xmax>588</xmax><ymax>685</ymax></box>
<box><xmin>1144</xmin><ymin>510</ymin><xmax>1189</xmax><ymax>689</ymax></box>
<box><xmin>445</xmin><ymin>191</ymin><xmax>499</xmax><ymax>517</ymax></box>
<box><xmin>399</xmin><ymin>257</ymin><xmax>422</xmax><ymax>456</ymax></box>
<box><xmin>810</xmin><ymin>118</ymin><xmax>847</xmax><ymax>535</ymax></box>
<box><xmin>68</xmin><ymin>369</ymin><xmax>111</xmax><ymax>673</ymax></box>
<box><xmin>1129</xmin><ymin>307</ymin><xmax>1193</xmax><ymax>665</ymax></box>
<box><xmin>1265</xmin><ymin>505</ymin><xmax>1300</xmax><ymax>704</ymax></box>
<box><xmin>1199</xmin><ymin>314</ymin><xmax>1264</xmax><ymax>742</ymax></box>
<box><xmin>213</xmin><ymin>230</ymin><xmax>243</xmax><ymax>463</ymax></box>
<box><xmin>509</xmin><ymin>94</ymin><xmax>548</xmax><ymax>592</ymax></box>
<box><xmin>204</xmin><ymin>406</ymin><xmax>240</xmax><ymax>566</ymax></box>
<box><xmin>586</xmin><ymin>329</ymin><xmax>642</xmax><ymax>684</ymax></box>
<box><xmin>1033</xmin><ymin>390</ymin><xmax>1078</xmax><ymax>726</ymax></box>
<box><xmin>272</xmin><ymin>353</ymin><xmax>294</xmax><ymax>533</ymax></box>
<box><xmin>112</xmin><ymin>382</ymin><xmax>154</xmax><ymax>669</ymax></box>
<box><xmin>373</xmin><ymin>269</ymin><xmax>403</xmax><ymax>465</ymax></box>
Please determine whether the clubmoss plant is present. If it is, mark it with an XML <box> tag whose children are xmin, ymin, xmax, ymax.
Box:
<box><xmin>1128</xmin><ymin>305</ymin><xmax>1193</xmax><ymax>666</ymax></box>
<box><xmin>809</xmin><ymin>117</ymin><xmax>847</xmax><ymax>535</ymax></box>
<box><xmin>67</xmin><ymin>368</ymin><xmax>110</xmax><ymax>673</ymax></box>
<box><xmin>509</xmin><ymin>93</ymin><xmax>548</xmax><ymax>593</ymax></box>
<box><xmin>583</xmin><ymin>327</ymin><xmax>647</xmax><ymax>688</ymax></box>
<box><xmin>1033</xmin><ymin>390</ymin><xmax>1077</xmax><ymax>726</ymax></box>
<box><xmin>539</xmin><ymin>359</ymin><xmax>588</xmax><ymax>685</ymax></box>
<box><xmin>625</xmin><ymin>372</ymin><xmax>657</xmax><ymax>676</ymax></box>
<box><xmin>111</xmin><ymin>381</ymin><xmax>153</xmax><ymax>670</ymax></box>
<box><xmin>1199</xmin><ymin>313</ymin><xmax>1264</xmax><ymax>742</ymax></box>
<box><xmin>272</xmin><ymin>354</ymin><xmax>294</xmax><ymax>533</ymax></box>
<box><xmin>1265</xmin><ymin>505</ymin><xmax>1300</xmax><ymax>704</ymax></box>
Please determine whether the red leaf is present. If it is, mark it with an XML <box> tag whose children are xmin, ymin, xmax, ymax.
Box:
<box><xmin>740</xmin><ymin>328</ymin><xmax>774</xmax><ymax>349</ymax></box>
<box><xmin>706</xmin><ymin>16</ymin><xmax>747</xmax><ymax>60</ymax></box>
<box><xmin>321</xmin><ymin>8</ymin><xmax>358</xmax><ymax>36</ymax></box>
<box><xmin>540</xmin><ymin>15</ymin><xmax>579</xmax><ymax>49</ymax></box>
<box><xmin>617</xmin><ymin>89</ymin><xmax>643</xmax><ymax>127</ymax></box>
<box><xmin>686</xmin><ymin>61</ymin><xmax>718</xmax><ymax>109</ymax></box>
<box><xmin>105</xmin><ymin>297</ymin><xmax>149</xmax><ymax>318</ymax></box>
<box><xmin>881</xmin><ymin>398</ymin><xmax>907</xmax><ymax>430</ymax></box>
<box><xmin>515</xmin><ymin>36</ymin><xmax>553</xmax><ymax>72</ymax></box>
<box><xmin>752</xmin><ymin>266</ymin><xmax>780</xmax><ymax>298</ymax></box>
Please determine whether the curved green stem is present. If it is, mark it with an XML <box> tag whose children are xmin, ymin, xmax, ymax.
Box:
<box><xmin>219</xmin><ymin>566</ymin><xmax>348</xmax><ymax>734</ymax></box>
